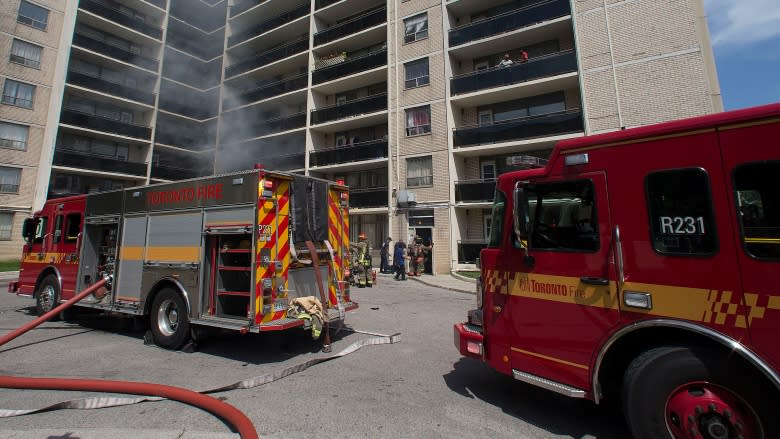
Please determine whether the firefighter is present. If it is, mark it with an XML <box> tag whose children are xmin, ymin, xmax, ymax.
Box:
<box><xmin>350</xmin><ymin>232</ymin><xmax>373</xmax><ymax>287</ymax></box>
<box><xmin>409</xmin><ymin>236</ymin><xmax>433</xmax><ymax>276</ymax></box>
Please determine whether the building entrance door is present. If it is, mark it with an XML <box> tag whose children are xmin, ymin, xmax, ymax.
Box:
<box><xmin>408</xmin><ymin>227</ymin><xmax>433</xmax><ymax>274</ymax></box>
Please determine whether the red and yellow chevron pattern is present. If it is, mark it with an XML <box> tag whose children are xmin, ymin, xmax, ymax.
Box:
<box><xmin>328</xmin><ymin>187</ymin><xmax>350</xmax><ymax>305</ymax></box>
<box><xmin>255</xmin><ymin>176</ymin><xmax>291</xmax><ymax>324</ymax></box>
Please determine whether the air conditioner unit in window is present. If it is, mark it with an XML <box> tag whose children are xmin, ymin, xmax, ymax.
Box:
<box><xmin>397</xmin><ymin>190</ymin><xmax>417</xmax><ymax>207</ymax></box>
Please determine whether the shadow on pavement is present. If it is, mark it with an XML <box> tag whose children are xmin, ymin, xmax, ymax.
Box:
<box><xmin>443</xmin><ymin>357</ymin><xmax>631</xmax><ymax>438</ymax></box>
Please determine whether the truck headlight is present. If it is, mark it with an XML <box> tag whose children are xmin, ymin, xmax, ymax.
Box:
<box><xmin>476</xmin><ymin>277</ymin><xmax>483</xmax><ymax>309</ymax></box>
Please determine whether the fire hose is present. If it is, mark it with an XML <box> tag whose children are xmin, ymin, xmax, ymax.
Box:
<box><xmin>0</xmin><ymin>278</ymin><xmax>259</xmax><ymax>439</ymax></box>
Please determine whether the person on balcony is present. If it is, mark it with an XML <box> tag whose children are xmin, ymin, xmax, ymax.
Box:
<box><xmin>518</xmin><ymin>49</ymin><xmax>529</xmax><ymax>63</ymax></box>
<box><xmin>498</xmin><ymin>53</ymin><xmax>513</xmax><ymax>68</ymax></box>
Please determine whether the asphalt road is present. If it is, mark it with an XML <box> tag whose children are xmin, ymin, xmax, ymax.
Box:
<box><xmin>0</xmin><ymin>276</ymin><xmax>631</xmax><ymax>438</ymax></box>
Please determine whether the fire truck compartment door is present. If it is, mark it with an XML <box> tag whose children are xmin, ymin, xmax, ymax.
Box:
<box><xmin>115</xmin><ymin>215</ymin><xmax>147</xmax><ymax>303</ymax></box>
<box><xmin>287</xmin><ymin>266</ymin><xmax>329</xmax><ymax>300</ymax></box>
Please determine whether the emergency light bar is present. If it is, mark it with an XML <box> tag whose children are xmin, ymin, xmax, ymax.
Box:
<box><xmin>506</xmin><ymin>155</ymin><xmax>548</xmax><ymax>169</ymax></box>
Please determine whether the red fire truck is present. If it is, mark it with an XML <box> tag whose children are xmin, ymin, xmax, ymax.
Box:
<box><xmin>454</xmin><ymin>103</ymin><xmax>780</xmax><ymax>438</ymax></box>
<box><xmin>10</xmin><ymin>168</ymin><xmax>356</xmax><ymax>349</ymax></box>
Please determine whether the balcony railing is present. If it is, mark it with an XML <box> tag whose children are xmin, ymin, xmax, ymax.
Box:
<box><xmin>66</xmin><ymin>70</ymin><xmax>155</xmax><ymax>105</ymax></box>
<box><xmin>453</xmin><ymin>109</ymin><xmax>583</xmax><ymax>148</ymax></box>
<box><xmin>230</xmin><ymin>0</ymin><xmax>268</xmax><ymax>17</ymax></box>
<box><xmin>350</xmin><ymin>187</ymin><xmax>387</xmax><ymax>208</ymax></box>
<box><xmin>53</xmin><ymin>149</ymin><xmax>148</xmax><ymax>176</ymax></box>
<box><xmin>455</xmin><ymin>179</ymin><xmax>496</xmax><ymax>203</ymax></box>
<box><xmin>60</xmin><ymin>108</ymin><xmax>152</xmax><ymax>139</ymax></box>
<box><xmin>315</xmin><ymin>0</ymin><xmax>341</xmax><ymax>10</ymax></box>
<box><xmin>449</xmin><ymin>0</ymin><xmax>570</xmax><ymax>47</ymax></box>
<box><xmin>451</xmin><ymin>50</ymin><xmax>577</xmax><ymax>95</ymax></box>
<box><xmin>159</xmin><ymin>100</ymin><xmax>217</xmax><ymax>120</ymax></box>
<box><xmin>310</xmin><ymin>139</ymin><xmax>388</xmax><ymax>167</ymax></box>
<box><xmin>259</xmin><ymin>152</ymin><xmax>305</xmax><ymax>171</ymax></box>
<box><xmin>245</xmin><ymin>112</ymin><xmax>307</xmax><ymax>138</ymax></box>
<box><xmin>458</xmin><ymin>241</ymin><xmax>487</xmax><ymax>264</ymax></box>
<box><xmin>144</xmin><ymin>0</ymin><xmax>166</xmax><ymax>9</ymax></box>
<box><xmin>226</xmin><ymin>73</ymin><xmax>308</xmax><ymax>109</ymax></box>
<box><xmin>72</xmin><ymin>33</ymin><xmax>159</xmax><ymax>71</ymax></box>
<box><xmin>310</xmin><ymin>93</ymin><xmax>387</xmax><ymax>124</ymax></box>
<box><xmin>228</xmin><ymin>4</ymin><xmax>309</xmax><ymax>47</ymax></box>
<box><xmin>314</xmin><ymin>7</ymin><xmax>386</xmax><ymax>46</ymax></box>
<box><xmin>80</xmin><ymin>0</ymin><xmax>163</xmax><ymax>39</ymax></box>
<box><xmin>312</xmin><ymin>48</ymin><xmax>387</xmax><ymax>85</ymax></box>
<box><xmin>150</xmin><ymin>164</ymin><xmax>203</xmax><ymax>180</ymax></box>
<box><xmin>155</xmin><ymin>132</ymin><xmax>210</xmax><ymax>151</ymax></box>
<box><xmin>225</xmin><ymin>36</ymin><xmax>308</xmax><ymax>78</ymax></box>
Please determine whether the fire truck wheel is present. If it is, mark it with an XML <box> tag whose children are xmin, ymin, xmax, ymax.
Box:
<box><xmin>622</xmin><ymin>346</ymin><xmax>773</xmax><ymax>439</ymax></box>
<box><xmin>150</xmin><ymin>288</ymin><xmax>190</xmax><ymax>350</ymax></box>
<box><xmin>35</xmin><ymin>275</ymin><xmax>60</xmax><ymax>320</ymax></box>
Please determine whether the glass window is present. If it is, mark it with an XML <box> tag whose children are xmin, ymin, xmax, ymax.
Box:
<box><xmin>17</xmin><ymin>1</ymin><xmax>49</xmax><ymax>31</ymax></box>
<box><xmin>526</xmin><ymin>180</ymin><xmax>599</xmax><ymax>252</ymax></box>
<box><xmin>2</xmin><ymin>79</ymin><xmax>36</xmax><ymax>109</ymax></box>
<box><xmin>734</xmin><ymin>162</ymin><xmax>780</xmax><ymax>259</ymax></box>
<box><xmin>33</xmin><ymin>216</ymin><xmax>48</xmax><ymax>244</ymax></box>
<box><xmin>10</xmin><ymin>39</ymin><xmax>42</xmax><ymax>69</ymax></box>
<box><xmin>407</xmin><ymin>156</ymin><xmax>433</xmax><ymax>187</ymax></box>
<box><xmin>404</xmin><ymin>58</ymin><xmax>430</xmax><ymax>89</ymax></box>
<box><xmin>403</xmin><ymin>13</ymin><xmax>428</xmax><ymax>44</ymax></box>
<box><xmin>54</xmin><ymin>215</ymin><xmax>63</xmax><ymax>243</ymax></box>
<box><xmin>405</xmin><ymin>106</ymin><xmax>431</xmax><ymax>136</ymax></box>
<box><xmin>645</xmin><ymin>168</ymin><xmax>717</xmax><ymax>255</ymax></box>
<box><xmin>0</xmin><ymin>166</ymin><xmax>21</xmax><ymax>193</ymax></box>
<box><xmin>0</xmin><ymin>122</ymin><xmax>29</xmax><ymax>150</ymax></box>
<box><xmin>488</xmin><ymin>190</ymin><xmax>506</xmax><ymax>248</ymax></box>
<box><xmin>0</xmin><ymin>213</ymin><xmax>12</xmax><ymax>241</ymax></box>
<box><xmin>65</xmin><ymin>213</ymin><xmax>81</xmax><ymax>243</ymax></box>
<box><xmin>408</xmin><ymin>209</ymin><xmax>434</xmax><ymax>227</ymax></box>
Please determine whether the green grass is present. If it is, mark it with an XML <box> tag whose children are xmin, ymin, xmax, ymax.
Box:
<box><xmin>455</xmin><ymin>271</ymin><xmax>480</xmax><ymax>279</ymax></box>
<box><xmin>0</xmin><ymin>259</ymin><xmax>20</xmax><ymax>272</ymax></box>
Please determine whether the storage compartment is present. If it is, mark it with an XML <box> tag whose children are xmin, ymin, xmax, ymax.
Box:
<box><xmin>205</xmin><ymin>233</ymin><xmax>253</xmax><ymax>319</ymax></box>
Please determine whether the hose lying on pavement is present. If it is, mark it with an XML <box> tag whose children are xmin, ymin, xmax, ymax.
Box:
<box><xmin>0</xmin><ymin>278</ymin><xmax>259</xmax><ymax>439</ymax></box>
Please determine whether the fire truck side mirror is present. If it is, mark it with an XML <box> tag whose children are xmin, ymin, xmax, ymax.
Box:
<box><xmin>21</xmin><ymin>218</ymin><xmax>36</xmax><ymax>243</ymax></box>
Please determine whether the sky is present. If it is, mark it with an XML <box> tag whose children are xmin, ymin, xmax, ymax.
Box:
<box><xmin>703</xmin><ymin>0</ymin><xmax>780</xmax><ymax>110</ymax></box>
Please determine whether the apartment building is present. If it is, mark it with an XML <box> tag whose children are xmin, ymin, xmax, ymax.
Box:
<box><xmin>0</xmin><ymin>0</ymin><xmax>721</xmax><ymax>272</ymax></box>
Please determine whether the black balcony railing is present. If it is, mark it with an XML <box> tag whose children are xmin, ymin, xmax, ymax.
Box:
<box><xmin>315</xmin><ymin>0</ymin><xmax>341</xmax><ymax>10</ymax></box>
<box><xmin>159</xmin><ymin>100</ymin><xmax>217</xmax><ymax>120</ymax></box>
<box><xmin>314</xmin><ymin>7</ymin><xmax>386</xmax><ymax>46</ymax></box>
<box><xmin>60</xmin><ymin>109</ymin><xmax>152</xmax><ymax>139</ymax></box>
<box><xmin>451</xmin><ymin>50</ymin><xmax>577</xmax><ymax>95</ymax></box>
<box><xmin>53</xmin><ymin>149</ymin><xmax>148</xmax><ymax>176</ymax></box>
<box><xmin>350</xmin><ymin>187</ymin><xmax>387</xmax><ymax>208</ymax></box>
<box><xmin>72</xmin><ymin>33</ymin><xmax>159</xmax><ymax>71</ymax></box>
<box><xmin>244</xmin><ymin>112</ymin><xmax>307</xmax><ymax>138</ymax></box>
<box><xmin>66</xmin><ymin>70</ymin><xmax>155</xmax><ymax>105</ymax></box>
<box><xmin>453</xmin><ymin>109</ymin><xmax>583</xmax><ymax>148</ymax></box>
<box><xmin>458</xmin><ymin>242</ymin><xmax>487</xmax><ymax>264</ymax></box>
<box><xmin>228</xmin><ymin>4</ymin><xmax>309</xmax><ymax>47</ymax></box>
<box><xmin>455</xmin><ymin>179</ymin><xmax>497</xmax><ymax>203</ymax></box>
<box><xmin>260</xmin><ymin>152</ymin><xmax>305</xmax><ymax>171</ymax></box>
<box><xmin>310</xmin><ymin>93</ymin><xmax>387</xmax><ymax>125</ymax></box>
<box><xmin>80</xmin><ymin>0</ymin><xmax>163</xmax><ymax>39</ymax></box>
<box><xmin>449</xmin><ymin>0</ymin><xmax>570</xmax><ymax>47</ymax></box>
<box><xmin>310</xmin><ymin>139</ymin><xmax>388</xmax><ymax>167</ymax></box>
<box><xmin>312</xmin><ymin>48</ymin><xmax>386</xmax><ymax>85</ymax></box>
<box><xmin>225</xmin><ymin>36</ymin><xmax>308</xmax><ymax>78</ymax></box>
<box><xmin>144</xmin><ymin>0</ymin><xmax>166</xmax><ymax>9</ymax></box>
<box><xmin>230</xmin><ymin>0</ymin><xmax>268</xmax><ymax>17</ymax></box>
<box><xmin>151</xmin><ymin>164</ymin><xmax>203</xmax><ymax>180</ymax></box>
<box><xmin>155</xmin><ymin>132</ymin><xmax>211</xmax><ymax>151</ymax></box>
<box><xmin>226</xmin><ymin>73</ymin><xmax>307</xmax><ymax>109</ymax></box>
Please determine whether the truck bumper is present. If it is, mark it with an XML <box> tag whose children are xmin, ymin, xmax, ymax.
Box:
<box><xmin>454</xmin><ymin>322</ymin><xmax>484</xmax><ymax>360</ymax></box>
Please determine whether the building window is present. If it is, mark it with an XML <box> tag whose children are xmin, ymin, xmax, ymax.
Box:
<box><xmin>0</xmin><ymin>213</ymin><xmax>12</xmax><ymax>241</ymax></box>
<box><xmin>407</xmin><ymin>156</ymin><xmax>433</xmax><ymax>187</ymax></box>
<box><xmin>2</xmin><ymin>80</ymin><xmax>36</xmax><ymax>109</ymax></box>
<box><xmin>734</xmin><ymin>161</ymin><xmax>780</xmax><ymax>259</ymax></box>
<box><xmin>0</xmin><ymin>167</ymin><xmax>22</xmax><ymax>194</ymax></box>
<box><xmin>404</xmin><ymin>13</ymin><xmax>428</xmax><ymax>44</ymax></box>
<box><xmin>60</xmin><ymin>134</ymin><xmax>129</xmax><ymax>160</ymax></box>
<box><xmin>404</xmin><ymin>58</ymin><xmax>429</xmax><ymax>89</ymax></box>
<box><xmin>17</xmin><ymin>1</ymin><xmax>49</xmax><ymax>30</ymax></box>
<box><xmin>645</xmin><ymin>168</ymin><xmax>717</xmax><ymax>255</ymax></box>
<box><xmin>405</xmin><ymin>106</ymin><xmax>431</xmax><ymax>136</ymax></box>
<box><xmin>408</xmin><ymin>209</ymin><xmax>434</xmax><ymax>227</ymax></box>
<box><xmin>0</xmin><ymin>122</ymin><xmax>29</xmax><ymax>150</ymax></box>
<box><xmin>10</xmin><ymin>39</ymin><xmax>42</xmax><ymax>69</ymax></box>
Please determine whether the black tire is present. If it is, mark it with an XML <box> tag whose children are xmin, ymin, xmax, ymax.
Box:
<box><xmin>149</xmin><ymin>288</ymin><xmax>190</xmax><ymax>350</ymax></box>
<box><xmin>35</xmin><ymin>274</ymin><xmax>60</xmax><ymax>320</ymax></box>
<box><xmin>622</xmin><ymin>346</ymin><xmax>774</xmax><ymax>439</ymax></box>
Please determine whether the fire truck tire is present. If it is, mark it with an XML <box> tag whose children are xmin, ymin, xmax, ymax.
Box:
<box><xmin>35</xmin><ymin>275</ymin><xmax>60</xmax><ymax>320</ymax></box>
<box><xmin>622</xmin><ymin>346</ymin><xmax>774</xmax><ymax>439</ymax></box>
<box><xmin>150</xmin><ymin>288</ymin><xmax>190</xmax><ymax>350</ymax></box>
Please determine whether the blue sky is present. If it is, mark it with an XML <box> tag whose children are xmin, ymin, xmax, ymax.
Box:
<box><xmin>704</xmin><ymin>0</ymin><xmax>780</xmax><ymax>110</ymax></box>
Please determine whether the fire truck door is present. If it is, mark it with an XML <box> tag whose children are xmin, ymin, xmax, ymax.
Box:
<box><xmin>508</xmin><ymin>172</ymin><xmax>617</xmax><ymax>389</ymax></box>
<box><xmin>719</xmin><ymin>123</ymin><xmax>780</xmax><ymax>367</ymax></box>
<box><xmin>50</xmin><ymin>208</ymin><xmax>82</xmax><ymax>300</ymax></box>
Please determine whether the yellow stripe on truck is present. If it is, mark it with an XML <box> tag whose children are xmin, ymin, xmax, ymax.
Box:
<box><xmin>145</xmin><ymin>246</ymin><xmax>201</xmax><ymax>262</ymax></box>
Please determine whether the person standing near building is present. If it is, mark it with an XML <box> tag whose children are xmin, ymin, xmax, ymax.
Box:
<box><xmin>409</xmin><ymin>236</ymin><xmax>433</xmax><ymax>276</ymax></box>
<box><xmin>380</xmin><ymin>237</ymin><xmax>392</xmax><ymax>273</ymax></box>
<box><xmin>393</xmin><ymin>240</ymin><xmax>406</xmax><ymax>281</ymax></box>
<box><xmin>350</xmin><ymin>232</ymin><xmax>373</xmax><ymax>287</ymax></box>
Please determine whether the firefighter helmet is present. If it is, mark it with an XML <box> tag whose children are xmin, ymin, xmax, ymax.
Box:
<box><xmin>358</xmin><ymin>232</ymin><xmax>367</xmax><ymax>240</ymax></box>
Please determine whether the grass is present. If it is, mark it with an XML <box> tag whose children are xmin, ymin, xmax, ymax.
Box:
<box><xmin>0</xmin><ymin>259</ymin><xmax>20</xmax><ymax>272</ymax></box>
<box><xmin>455</xmin><ymin>271</ymin><xmax>480</xmax><ymax>279</ymax></box>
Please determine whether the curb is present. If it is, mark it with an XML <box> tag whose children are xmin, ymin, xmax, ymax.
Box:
<box><xmin>407</xmin><ymin>275</ymin><xmax>474</xmax><ymax>295</ymax></box>
<box><xmin>0</xmin><ymin>271</ymin><xmax>19</xmax><ymax>281</ymax></box>
<box><xmin>450</xmin><ymin>271</ymin><xmax>478</xmax><ymax>284</ymax></box>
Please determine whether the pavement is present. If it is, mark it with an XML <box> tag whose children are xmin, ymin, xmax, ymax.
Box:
<box><xmin>376</xmin><ymin>270</ymin><xmax>476</xmax><ymax>294</ymax></box>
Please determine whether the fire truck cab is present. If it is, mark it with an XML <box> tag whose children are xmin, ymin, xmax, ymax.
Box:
<box><xmin>455</xmin><ymin>103</ymin><xmax>780</xmax><ymax>439</ymax></box>
<box><xmin>13</xmin><ymin>169</ymin><xmax>356</xmax><ymax>350</ymax></box>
